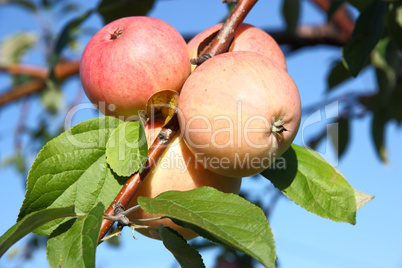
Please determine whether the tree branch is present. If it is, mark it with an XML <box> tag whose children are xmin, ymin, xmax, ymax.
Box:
<box><xmin>0</xmin><ymin>79</ymin><xmax>46</xmax><ymax>106</ymax></box>
<box><xmin>0</xmin><ymin>64</ymin><xmax>48</xmax><ymax>79</ymax></box>
<box><xmin>273</xmin><ymin>23</ymin><xmax>350</xmax><ymax>49</ymax></box>
<box><xmin>0</xmin><ymin>61</ymin><xmax>79</xmax><ymax>107</ymax></box>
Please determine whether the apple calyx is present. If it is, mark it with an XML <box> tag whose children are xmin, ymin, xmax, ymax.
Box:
<box><xmin>272</xmin><ymin>119</ymin><xmax>288</xmax><ymax>134</ymax></box>
<box><xmin>110</xmin><ymin>28</ymin><xmax>123</xmax><ymax>40</ymax></box>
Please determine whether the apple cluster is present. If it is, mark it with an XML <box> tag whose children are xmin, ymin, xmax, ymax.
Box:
<box><xmin>80</xmin><ymin>17</ymin><xmax>301</xmax><ymax>240</ymax></box>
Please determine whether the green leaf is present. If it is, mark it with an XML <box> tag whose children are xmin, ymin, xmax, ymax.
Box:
<box><xmin>54</xmin><ymin>10</ymin><xmax>93</xmax><ymax>57</ymax></box>
<box><xmin>328</xmin><ymin>118</ymin><xmax>350</xmax><ymax>159</ymax></box>
<box><xmin>156</xmin><ymin>225</ymin><xmax>205</xmax><ymax>268</ymax></box>
<box><xmin>327</xmin><ymin>60</ymin><xmax>353</xmax><ymax>91</ymax></box>
<box><xmin>282</xmin><ymin>0</ymin><xmax>299</xmax><ymax>35</ymax></box>
<box><xmin>39</xmin><ymin>79</ymin><xmax>63</xmax><ymax>114</ymax></box>
<box><xmin>0</xmin><ymin>32</ymin><xmax>37</xmax><ymax>65</ymax></box>
<box><xmin>342</xmin><ymin>1</ymin><xmax>389</xmax><ymax>76</ymax></box>
<box><xmin>227</xmin><ymin>3</ymin><xmax>236</xmax><ymax>13</ymax></box>
<box><xmin>372</xmin><ymin>109</ymin><xmax>388</xmax><ymax>164</ymax></box>
<box><xmin>97</xmin><ymin>0</ymin><xmax>155</xmax><ymax>25</ymax></box>
<box><xmin>18</xmin><ymin>116</ymin><xmax>125</xmax><ymax>235</ymax></box>
<box><xmin>138</xmin><ymin>187</ymin><xmax>276</xmax><ymax>268</ymax></box>
<box><xmin>0</xmin><ymin>206</ymin><xmax>75</xmax><ymax>258</ymax></box>
<box><xmin>106</xmin><ymin>121</ymin><xmax>148</xmax><ymax>177</ymax></box>
<box><xmin>372</xmin><ymin>36</ymin><xmax>398</xmax><ymax>93</ymax></box>
<box><xmin>1</xmin><ymin>152</ymin><xmax>26</xmax><ymax>173</ymax></box>
<box><xmin>346</xmin><ymin>0</ymin><xmax>372</xmax><ymax>11</ymax></box>
<box><xmin>261</xmin><ymin>144</ymin><xmax>357</xmax><ymax>224</ymax></box>
<box><xmin>58</xmin><ymin>3</ymin><xmax>80</xmax><ymax>15</ymax></box>
<box><xmin>387</xmin><ymin>2</ymin><xmax>402</xmax><ymax>50</ymax></box>
<box><xmin>47</xmin><ymin>203</ymin><xmax>104</xmax><ymax>268</ymax></box>
<box><xmin>3</xmin><ymin>0</ymin><xmax>38</xmax><ymax>12</ymax></box>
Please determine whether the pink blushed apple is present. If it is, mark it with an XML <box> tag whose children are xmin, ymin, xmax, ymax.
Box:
<box><xmin>188</xmin><ymin>23</ymin><xmax>287</xmax><ymax>72</ymax></box>
<box><xmin>178</xmin><ymin>51</ymin><xmax>301</xmax><ymax>178</ymax></box>
<box><xmin>80</xmin><ymin>16</ymin><xmax>191</xmax><ymax>119</ymax></box>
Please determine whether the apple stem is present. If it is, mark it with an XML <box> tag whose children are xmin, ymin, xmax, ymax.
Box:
<box><xmin>98</xmin><ymin>0</ymin><xmax>260</xmax><ymax>243</ymax></box>
<box><xmin>191</xmin><ymin>0</ymin><xmax>259</xmax><ymax>66</ymax></box>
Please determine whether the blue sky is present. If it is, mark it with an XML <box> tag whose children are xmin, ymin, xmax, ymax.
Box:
<box><xmin>1</xmin><ymin>1</ymin><xmax>402</xmax><ymax>267</ymax></box>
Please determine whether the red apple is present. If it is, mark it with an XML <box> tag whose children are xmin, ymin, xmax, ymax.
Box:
<box><xmin>188</xmin><ymin>23</ymin><xmax>287</xmax><ymax>71</ymax></box>
<box><xmin>80</xmin><ymin>16</ymin><xmax>191</xmax><ymax>120</ymax></box>
<box><xmin>178</xmin><ymin>51</ymin><xmax>301</xmax><ymax>178</ymax></box>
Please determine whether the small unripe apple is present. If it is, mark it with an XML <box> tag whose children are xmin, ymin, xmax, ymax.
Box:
<box><xmin>128</xmin><ymin>122</ymin><xmax>242</xmax><ymax>240</ymax></box>
<box><xmin>80</xmin><ymin>16</ymin><xmax>191</xmax><ymax>119</ymax></box>
<box><xmin>178</xmin><ymin>51</ymin><xmax>301</xmax><ymax>178</ymax></box>
<box><xmin>188</xmin><ymin>23</ymin><xmax>287</xmax><ymax>71</ymax></box>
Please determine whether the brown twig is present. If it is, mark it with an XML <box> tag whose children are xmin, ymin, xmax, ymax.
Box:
<box><xmin>191</xmin><ymin>0</ymin><xmax>258</xmax><ymax>65</ymax></box>
<box><xmin>97</xmin><ymin>0</ymin><xmax>259</xmax><ymax>242</ymax></box>
<box><xmin>98</xmin><ymin>114</ymin><xmax>180</xmax><ymax>240</ymax></box>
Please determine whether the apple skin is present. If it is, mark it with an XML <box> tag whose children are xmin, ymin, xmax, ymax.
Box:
<box><xmin>178</xmin><ymin>51</ymin><xmax>301</xmax><ymax>178</ymax></box>
<box><xmin>188</xmin><ymin>23</ymin><xmax>287</xmax><ymax>71</ymax></box>
<box><xmin>127</xmin><ymin>122</ymin><xmax>242</xmax><ymax>240</ymax></box>
<box><xmin>80</xmin><ymin>16</ymin><xmax>191</xmax><ymax>120</ymax></box>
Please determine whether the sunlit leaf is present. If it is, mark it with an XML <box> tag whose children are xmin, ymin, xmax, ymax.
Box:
<box><xmin>106</xmin><ymin>121</ymin><xmax>148</xmax><ymax>176</ymax></box>
<box><xmin>18</xmin><ymin>117</ymin><xmax>125</xmax><ymax>235</ymax></box>
<box><xmin>0</xmin><ymin>206</ymin><xmax>76</xmax><ymax>258</ymax></box>
<box><xmin>262</xmin><ymin>144</ymin><xmax>358</xmax><ymax>224</ymax></box>
<box><xmin>47</xmin><ymin>203</ymin><xmax>104</xmax><ymax>268</ymax></box>
<box><xmin>138</xmin><ymin>187</ymin><xmax>276</xmax><ymax>268</ymax></box>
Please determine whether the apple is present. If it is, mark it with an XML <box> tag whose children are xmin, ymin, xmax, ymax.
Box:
<box><xmin>178</xmin><ymin>51</ymin><xmax>301</xmax><ymax>178</ymax></box>
<box><xmin>127</xmin><ymin>121</ymin><xmax>242</xmax><ymax>240</ymax></box>
<box><xmin>80</xmin><ymin>16</ymin><xmax>191</xmax><ymax>120</ymax></box>
<box><xmin>188</xmin><ymin>23</ymin><xmax>287</xmax><ymax>71</ymax></box>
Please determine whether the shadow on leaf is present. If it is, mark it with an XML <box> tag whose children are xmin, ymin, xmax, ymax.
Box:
<box><xmin>261</xmin><ymin>146</ymin><xmax>298</xmax><ymax>190</ymax></box>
